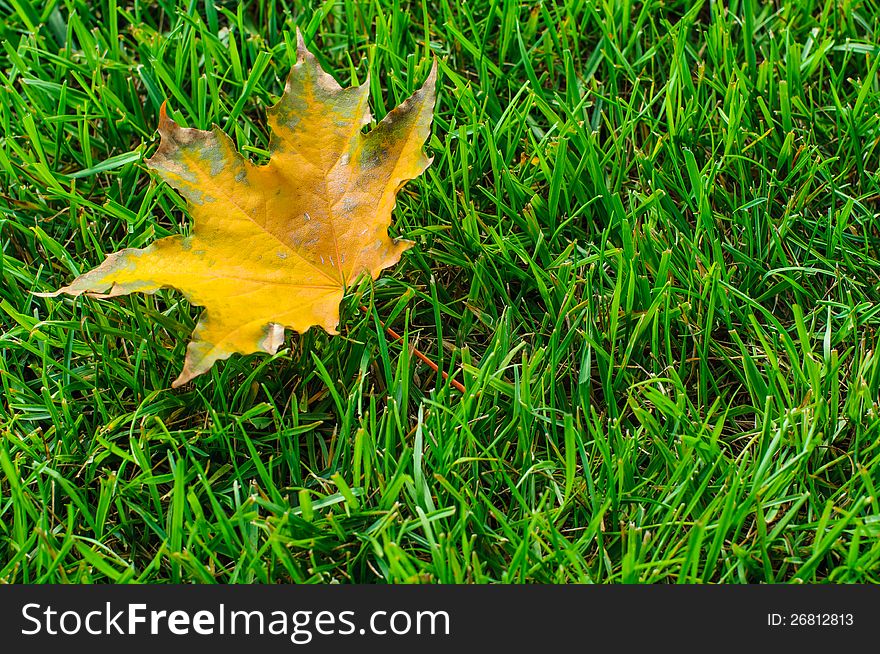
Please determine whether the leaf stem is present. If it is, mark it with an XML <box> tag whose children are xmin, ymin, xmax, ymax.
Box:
<box><xmin>360</xmin><ymin>305</ymin><xmax>466</xmax><ymax>393</ymax></box>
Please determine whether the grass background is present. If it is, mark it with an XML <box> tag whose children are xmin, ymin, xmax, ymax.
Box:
<box><xmin>2</xmin><ymin>0</ymin><xmax>880</xmax><ymax>583</ymax></box>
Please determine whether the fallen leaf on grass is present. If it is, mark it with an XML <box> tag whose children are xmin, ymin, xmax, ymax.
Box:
<box><xmin>42</xmin><ymin>31</ymin><xmax>437</xmax><ymax>386</ymax></box>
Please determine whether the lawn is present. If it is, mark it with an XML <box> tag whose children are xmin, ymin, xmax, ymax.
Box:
<box><xmin>1</xmin><ymin>0</ymin><xmax>879</xmax><ymax>584</ymax></box>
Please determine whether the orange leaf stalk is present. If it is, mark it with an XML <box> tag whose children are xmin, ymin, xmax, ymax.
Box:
<box><xmin>360</xmin><ymin>305</ymin><xmax>466</xmax><ymax>393</ymax></box>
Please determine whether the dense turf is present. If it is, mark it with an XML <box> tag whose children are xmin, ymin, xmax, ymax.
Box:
<box><xmin>1</xmin><ymin>0</ymin><xmax>879</xmax><ymax>583</ymax></box>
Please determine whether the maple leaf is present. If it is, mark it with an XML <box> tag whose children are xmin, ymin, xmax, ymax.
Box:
<box><xmin>44</xmin><ymin>31</ymin><xmax>437</xmax><ymax>387</ymax></box>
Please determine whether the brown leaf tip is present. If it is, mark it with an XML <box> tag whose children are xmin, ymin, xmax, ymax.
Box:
<box><xmin>420</xmin><ymin>58</ymin><xmax>439</xmax><ymax>111</ymax></box>
<box><xmin>148</xmin><ymin>102</ymin><xmax>213</xmax><ymax>170</ymax></box>
<box><xmin>295</xmin><ymin>27</ymin><xmax>313</xmax><ymax>63</ymax></box>
<box><xmin>156</xmin><ymin>101</ymin><xmax>186</xmax><ymax>140</ymax></box>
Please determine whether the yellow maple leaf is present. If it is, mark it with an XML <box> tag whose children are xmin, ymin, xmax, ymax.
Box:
<box><xmin>44</xmin><ymin>32</ymin><xmax>437</xmax><ymax>387</ymax></box>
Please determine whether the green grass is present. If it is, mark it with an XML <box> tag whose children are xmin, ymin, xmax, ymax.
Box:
<box><xmin>1</xmin><ymin>0</ymin><xmax>880</xmax><ymax>584</ymax></box>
